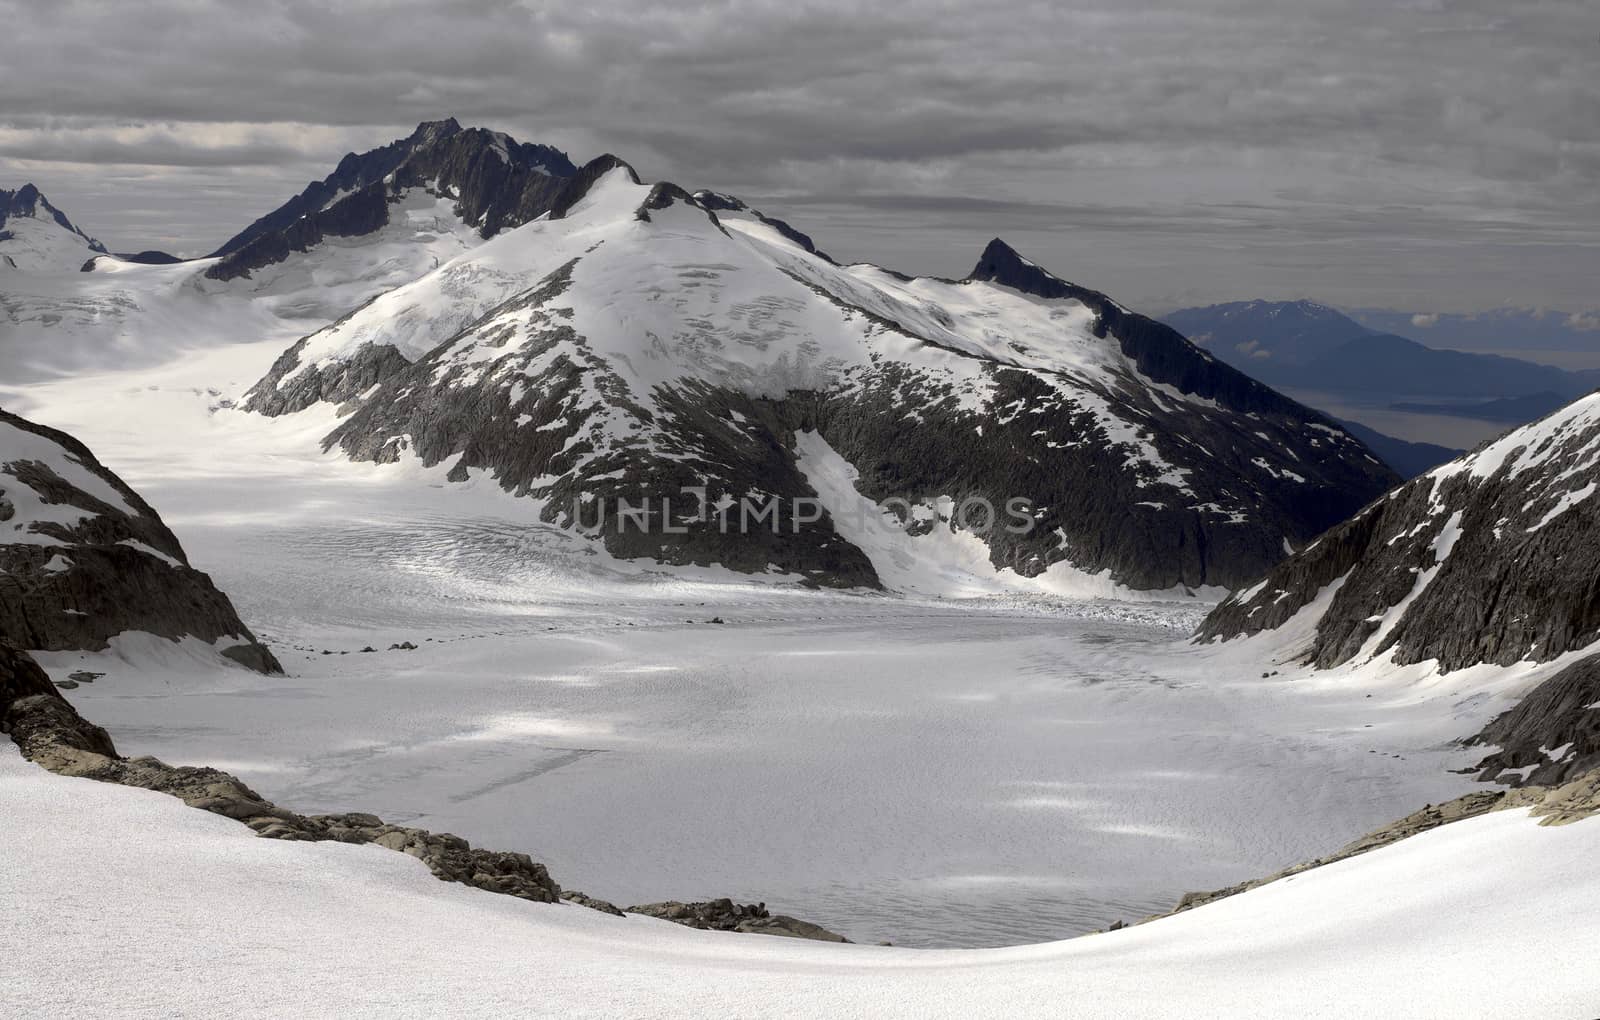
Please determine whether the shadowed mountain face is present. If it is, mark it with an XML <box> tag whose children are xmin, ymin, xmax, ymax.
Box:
<box><xmin>204</xmin><ymin>119</ymin><xmax>578</xmax><ymax>282</ymax></box>
<box><xmin>1199</xmin><ymin>391</ymin><xmax>1600</xmax><ymax>673</ymax></box>
<box><xmin>244</xmin><ymin>158</ymin><xmax>1399</xmax><ymax>594</ymax></box>
<box><xmin>0</xmin><ymin>408</ymin><xmax>280</xmax><ymax>673</ymax></box>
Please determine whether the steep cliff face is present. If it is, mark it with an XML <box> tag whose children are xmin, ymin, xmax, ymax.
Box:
<box><xmin>205</xmin><ymin>119</ymin><xmax>577</xmax><ymax>282</ymax></box>
<box><xmin>0</xmin><ymin>409</ymin><xmax>280</xmax><ymax>672</ymax></box>
<box><xmin>1465</xmin><ymin>653</ymin><xmax>1600</xmax><ymax>786</ymax></box>
<box><xmin>1198</xmin><ymin>391</ymin><xmax>1600</xmax><ymax>671</ymax></box>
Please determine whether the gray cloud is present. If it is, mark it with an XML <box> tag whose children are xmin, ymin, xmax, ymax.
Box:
<box><xmin>1</xmin><ymin>0</ymin><xmax>1596</xmax><ymax>310</ymax></box>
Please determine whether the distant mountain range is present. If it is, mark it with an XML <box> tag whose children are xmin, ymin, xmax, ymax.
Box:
<box><xmin>1349</xmin><ymin>306</ymin><xmax>1600</xmax><ymax>356</ymax></box>
<box><xmin>1390</xmin><ymin>392</ymin><xmax>1572</xmax><ymax>424</ymax></box>
<box><xmin>1163</xmin><ymin>299</ymin><xmax>1600</xmax><ymax>469</ymax></box>
<box><xmin>1164</xmin><ymin>299</ymin><xmax>1600</xmax><ymax>403</ymax></box>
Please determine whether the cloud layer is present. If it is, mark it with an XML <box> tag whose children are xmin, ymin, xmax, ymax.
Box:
<box><xmin>3</xmin><ymin>0</ymin><xmax>1596</xmax><ymax>311</ymax></box>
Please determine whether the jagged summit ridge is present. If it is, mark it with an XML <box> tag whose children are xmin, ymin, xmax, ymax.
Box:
<box><xmin>204</xmin><ymin>119</ymin><xmax>579</xmax><ymax>281</ymax></box>
<box><xmin>0</xmin><ymin>184</ymin><xmax>107</xmax><ymax>270</ymax></box>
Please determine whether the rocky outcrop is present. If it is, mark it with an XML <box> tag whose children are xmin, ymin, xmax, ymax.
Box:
<box><xmin>1198</xmin><ymin>392</ymin><xmax>1600</xmax><ymax>671</ymax></box>
<box><xmin>2</xmin><ymin>667</ymin><xmax>559</xmax><ymax>903</ymax></box>
<box><xmin>242</xmin><ymin>324</ymin><xmax>414</xmax><ymax>418</ymax></box>
<box><xmin>546</xmin><ymin>154</ymin><xmax>641</xmax><ymax>219</ymax></box>
<box><xmin>2</xmin><ymin>643</ymin><xmax>848</xmax><ymax>941</ymax></box>
<box><xmin>690</xmin><ymin>190</ymin><xmax>834</xmax><ymax>263</ymax></box>
<box><xmin>627</xmin><ymin>899</ymin><xmax>850</xmax><ymax>942</ymax></box>
<box><xmin>0</xmin><ymin>408</ymin><xmax>280</xmax><ymax>671</ymax></box>
<box><xmin>1466</xmin><ymin>653</ymin><xmax>1600</xmax><ymax>787</ymax></box>
<box><xmin>205</xmin><ymin>119</ymin><xmax>577</xmax><ymax>282</ymax></box>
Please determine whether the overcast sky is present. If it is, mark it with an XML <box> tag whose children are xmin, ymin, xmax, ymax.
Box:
<box><xmin>2</xmin><ymin>0</ymin><xmax>1596</xmax><ymax>314</ymax></box>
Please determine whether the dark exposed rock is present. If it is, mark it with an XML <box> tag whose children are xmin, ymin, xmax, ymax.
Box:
<box><xmin>971</xmin><ymin>240</ymin><xmax>1349</xmax><ymax>424</ymax></box>
<box><xmin>561</xmin><ymin>890</ymin><xmax>625</xmax><ymax>916</ymax></box>
<box><xmin>690</xmin><ymin>189</ymin><xmax>834</xmax><ymax>263</ymax></box>
<box><xmin>0</xmin><ymin>408</ymin><xmax>280</xmax><ymax>672</ymax></box>
<box><xmin>547</xmin><ymin>154</ymin><xmax>641</xmax><ymax>220</ymax></box>
<box><xmin>1466</xmin><ymin>653</ymin><xmax>1600</xmax><ymax>787</ymax></box>
<box><xmin>626</xmin><ymin>899</ymin><xmax>850</xmax><ymax>942</ymax></box>
<box><xmin>0</xmin><ymin>643</ymin><xmax>118</xmax><ymax>761</ymax></box>
<box><xmin>81</xmin><ymin>250</ymin><xmax>185</xmax><ymax>272</ymax></box>
<box><xmin>205</xmin><ymin>119</ymin><xmax>577</xmax><ymax>282</ymax></box>
<box><xmin>117</xmin><ymin>249</ymin><xmax>183</xmax><ymax>265</ymax></box>
<box><xmin>320</xmin><ymin>257</ymin><xmax>883</xmax><ymax>587</ymax></box>
<box><xmin>243</xmin><ymin>326</ymin><xmax>414</xmax><ymax>417</ymax></box>
<box><xmin>1198</xmin><ymin>392</ymin><xmax>1600</xmax><ymax>671</ymax></box>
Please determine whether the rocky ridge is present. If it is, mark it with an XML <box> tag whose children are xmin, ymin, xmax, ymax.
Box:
<box><xmin>205</xmin><ymin>118</ymin><xmax>578</xmax><ymax>282</ymax></box>
<box><xmin>1465</xmin><ymin>652</ymin><xmax>1600</xmax><ymax>787</ymax></box>
<box><xmin>0</xmin><ymin>408</ymin><xmax>280</xmax><ymax>672</ymax></box>
<box><xmin>0</xmin><ymin>642</ymin><xmax>847</xmax><ymax>942</ymax></box>
<box><xmin>1</xmin><ymin>184</ymin><xmax>105</xmax><ymax>251</ymax></box>
<box><xmin>1198</xmin><ymin>391</ymin><xmax>1600</xmax><ymax>671</ymax></box>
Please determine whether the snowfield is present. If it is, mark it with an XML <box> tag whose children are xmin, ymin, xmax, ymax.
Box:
<box><xmin>4</xmin><ymin>340</ymin><xmax>1525</xmax><ymax>950</ymax></box>
<box><xmin>4</xmin><ymin>743</ymin><xmax>1599</xmax><ymax>1019</ymax></box>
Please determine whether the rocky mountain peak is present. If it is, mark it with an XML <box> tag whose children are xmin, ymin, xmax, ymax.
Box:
<box><xmin>204</xmin><ymin>120</ymin><xmax>579</xmax><ymax>281</ymax></box>
<box><xmin>0</xmin><ymin>183</ymin><xmax>106</xmax><ymax>255</ymax></box>
<box><xmin>547</xmin><ymin>154</ymin><xmax>642</xmax><ymax>219</ymax></box>
<box><xmin>966</xmin><ymin>238</ymin><xmax>1075</xmax><ymax>299</ymax></box>
<box><xmin>409</xmin><ymin>117</ymin><xmax>463</xmax><ymax>143</ymax></box>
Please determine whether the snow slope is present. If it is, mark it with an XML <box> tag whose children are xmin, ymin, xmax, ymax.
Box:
<box><xmin>0</xmin><ymin>189</ymin><xmax>486</xmax><ymax>384</ymax></box>
<box><xmin>3</xmin><ymin>742</ymin><xmax>1597</xmax><ymax>1019</ymax></box>
<box><xmin>0</xmin><ymin>342</ymin><xmax>1496</xmax><ymax>949</ymax></box>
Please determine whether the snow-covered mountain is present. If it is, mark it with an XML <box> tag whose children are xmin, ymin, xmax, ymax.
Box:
<box><xmin>245</xmin><ymin>153</ymin><xmax>1399</xmax><ymax>593</ymax></box>
<box><xmin>206</xmin><ymin>118</ymin><xmax>577</xmax><ymax>282</ymax></box>
<box><xmin>0</xmin><ymin>408</ymin><xmax>279</xmax><ymax>673</ymax></box>
<box><xmin>0</xmin><ymin>184</ymin><xmax>107</xmax><ymax>272</ymax></box>
<box><xmin>2</xmin><ymin>126</ymin><xmax>579</xmax><ymax>382</ymax></box>
<box><xmin>1198</xmin><ymin>391</ymin><xmax>1600</xmax><ymax>782</ymax></box>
